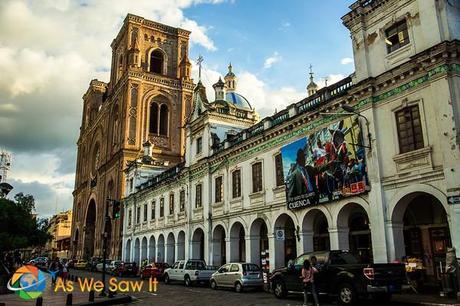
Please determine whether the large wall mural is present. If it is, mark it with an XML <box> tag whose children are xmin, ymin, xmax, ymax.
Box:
<box><xmin>281</xmin><ymin>117</ymin><xmax>369</xmax><ymax>210</ymax></box>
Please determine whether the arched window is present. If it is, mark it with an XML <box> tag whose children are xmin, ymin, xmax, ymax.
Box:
<box><xmin>150</xmin><ymin>50</ymin><xmax>164</xmax><ymax>74</ymax></box>
<box><xmin>160</xmin><ymin>104</ymin><xmax>168</xmax><ymax>136</ymax></box>
<box><xmin>149</xmin><ymin>103</ymin><xmax>159</xmax><ymax>134</ymax></box>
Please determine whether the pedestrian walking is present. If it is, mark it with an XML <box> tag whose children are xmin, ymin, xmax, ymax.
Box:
<box><xmin>62</xmin><ymin>260</ymin><xmax>69</xmax><ymax>282</ymax></box>
<box><xmin>300</xmin><ymin>259</ymin><xmax>320</xmax><ymax>306</ymax></box>
<box><xmin>48</xmin><ymin>259</ymin><xmax>58</xmax><ymax>286</ymax></box>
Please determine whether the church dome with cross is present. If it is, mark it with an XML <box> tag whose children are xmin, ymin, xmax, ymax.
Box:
<box><xmin>211</xmin><ymin>63</ymin><xmax>253</xmax><ymax>110</ymax></box>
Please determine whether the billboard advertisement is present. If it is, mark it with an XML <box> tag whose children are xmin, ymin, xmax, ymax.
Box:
<box><xmin>281</xmin><ymin>117</ymin><xmax>369</xmax><ymax>210</ymax></box>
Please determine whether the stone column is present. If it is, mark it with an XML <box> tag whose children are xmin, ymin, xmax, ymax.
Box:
<box><xmin>225</xmin><ymin>237</ymin><xmax>231</xmax><ymax>264</ymax></box>
<box><xmin>246</xmin><ymin>236</ymin><xmax>258</xmax><ymax>263</ymax></box>
<box><xmin>385</xmin><ymin>221</ymin><xmax>405</xmax><ymax>262</ymax></box>
<box><xmin>329</xmin><ymin>227</ymin><xmax>349</xmax><ymax>250</ymax></box>
<box><xmin>301</xmin><ymin>230</ymin><xmax>314</xmax><ymax>253</ymax></box>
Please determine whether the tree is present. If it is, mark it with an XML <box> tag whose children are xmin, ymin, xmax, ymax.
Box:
<box><xmin>0</xmin><ymin>194</ymin><xmax>51</xmax><ymax>257</ymax></box>
<box><xmin>14</xmin><ymin>192</ymin><xmax>35</xmax><ymax>214</ymax></box>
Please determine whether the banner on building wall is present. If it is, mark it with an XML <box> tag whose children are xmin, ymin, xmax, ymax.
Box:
<box><xmin>280</xmin><ymin>117</ymin><xmax>369</xmax><ymax>210</ymax></box>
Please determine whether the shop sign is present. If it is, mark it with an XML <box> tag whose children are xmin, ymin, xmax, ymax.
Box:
<box><xmin>275</xmin><ymin>229</ymin><xmax>285</xmax><ymax>241</ymax></box>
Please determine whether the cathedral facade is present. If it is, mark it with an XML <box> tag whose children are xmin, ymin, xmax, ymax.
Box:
<box><xmin>71</xmin><ymin>14</ymin><xmax>194</xmax><ymax>260</ymax></box>
<box><xmin>120</xmin><ymin>0</ymin><xmax>460</xmax><ymax>287</ymax></box>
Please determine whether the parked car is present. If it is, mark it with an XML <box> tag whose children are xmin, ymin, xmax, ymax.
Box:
<box><xmin>73</xmin><ymin>260</ymin><xmax>88</xmax><ymax>269</ymax></box>
<box><xmin>210</xmin><ymin>263</ymin><xmax>264</xmax><ymax>293</ymax></box>
<box><xmin>108</xmin><ymin>260</ymin><xmax>122</xmax><ymax>274</ymax></box>
<box><xmin>87</xmin><ymin>257</ymin><xmax>102</xmax><ymax>271</ymax></box>
<box><xmin>139</xmin><ymin>262</ymin><xmax>170</xmax><ymax>280</ymax></box>
<box><xmin>96</xmin><ymin>259</ymin><xmax>112</xmax><ymax>272</ymax></box>
<box><xmin>164</xmin><ymin>259</ymin><xmax>217</xmax><ymax>286</ymax></box>
<box><xmin>112</xmin><ymin>262</ymin><xmax>138</xmax><ymax>277</ymax></box>
<box><xmin>269</xmin><ymin>250</ymin><xmax>406</xmax><ymax>305</ymax></box>
<box><xmin>28</xmin><ymin>257</ymin><xmax>48</xmax><ymax>270</ymax></box>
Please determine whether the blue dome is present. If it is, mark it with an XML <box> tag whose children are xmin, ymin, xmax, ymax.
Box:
<box><xmin>225</xmin><ymin>92</ymin><xmax>252</xmax><ymax>110</ymax></box>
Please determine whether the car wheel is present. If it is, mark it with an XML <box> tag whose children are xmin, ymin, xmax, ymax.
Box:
<box><xmin>184</xmin><ymin>276</ymin><xmax>191</xmax><ymax>287</ymax></box>
<box><xmin>164</xmin><ymin>274</ymin><xmax>170</xmax><ymax>284</ymax></box>
<box><xmin>338</xmin><ymin>283</ymin><xmax>356</xmax><ymax>305</ymax></box>
<box><xmin>234</xmin><ymin>282</ymin><xmax>243</xmax><ymax>293</ymax></box>
<box><xmin>273</xmin><ymin>279</ymin><xmax>286</xmax><ymax>299</ymax></box>
<box><xmin>210</xmin><ymin>280</ymin><xmax>217</xmax><ymax>290</ymax></box>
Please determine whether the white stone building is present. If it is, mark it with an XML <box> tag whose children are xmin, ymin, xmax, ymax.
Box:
<box><xmin>121</xmin><ymin>0</ymin><xmax>460</xmax><ymax>284</ymax></box>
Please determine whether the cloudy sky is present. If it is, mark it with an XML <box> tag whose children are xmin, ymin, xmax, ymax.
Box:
<box><xmin>0</xmin><ymin>0</ymin><xmax>355</xmax><ymax>217</ymax></box>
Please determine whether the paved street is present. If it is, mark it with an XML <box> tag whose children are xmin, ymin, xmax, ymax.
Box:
<box><xmin>67</xmin><ymin>269</ymin><xmax>418</xmax><ymax>306</ymax></box>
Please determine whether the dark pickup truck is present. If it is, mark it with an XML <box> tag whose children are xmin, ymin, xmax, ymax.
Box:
<box><xmin>269</xmin><ymin>250</ymin><xmax>406</xmax><ymax>305</ymax></box>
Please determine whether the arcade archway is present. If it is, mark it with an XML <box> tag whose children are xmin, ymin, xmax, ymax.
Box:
<box><xmin>212</xmin><ymin>225</ymin><xmax>226</xmax><ymax>266</ymax></box>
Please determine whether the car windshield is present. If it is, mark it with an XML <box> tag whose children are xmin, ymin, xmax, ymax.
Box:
<box><xmin>242</xmin><ymin>264</ymin><xmax>260</xmax><ymax>272</ymax></box>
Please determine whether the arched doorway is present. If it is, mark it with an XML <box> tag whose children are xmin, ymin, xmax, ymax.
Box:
<box><xmin>166</xmin><ymin>233</ymin><xmax>175</xmax><ymax>265</ymax></box>
<box><xmin>125</xmin><ymin>239</ymin><xmax>131</xmax><ymax>262</ymax></box>
<box><xmin>274</xmin><ymin>214</ymin><xmax>297</xmax><ymax>268</ymax></box>
<box><xmin>149</xmin><ymin>236</ymin><xmax>156</xmax><ymax>262</ymax></box>
<box><xmin>191</xmin><ymin>228</ymin><xmax>205</xmax><ymax>260</ymax></box>
<box><xmin>157</xmin><ymin>234</ymin><xmax>165</xmax><ymax>262</ymax></box>
<box><xmin>249</xmin><ymin>218</ymin><xmax>269</xmax><ymax>268</ymax></box>
<box><xmin>302</xmin><ymin>209</ymin><xmax>330</xmax><ymax>252</ymax></box>
<box><xmin>141</xmin><ymin>237</ymin><xmax>148</xmax><ymax>264</ymax></box>
<box><xmin>84</xmin><ymin>199</ymin><xmax>96</xmax><ymax>260</ymax></box>
<box><xmin>337</xmin><ymin>203</ymin><xmax>371</xmax><ymax>263</ymax></box>
<box><xmin>230</xmin><ymin>222</ymin><xmax>246</xmax><ymax>262</ymax></box>
<box><xmin>393</xmin><ymin>192</ymin><xmax>451</xmax><ymax>281</ymax></box>
<box><xmin>177</xmin><ymin>231</ymin><xmax>185</xmax><ymax>260</ymax></box>
<box><xmin>134</xmin><ymin>238</ymin><xmax>140</xmax><ymax>264</ymax></box>
<box><xmin>212</xmin><ymin>225</ymin><xmax>226</xmax><ymax>266</ymax></box>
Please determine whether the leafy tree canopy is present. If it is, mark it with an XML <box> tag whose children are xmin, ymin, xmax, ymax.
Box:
<box><xmin>0</xmin><ymin>193</ymin><xmax>51</xmax><ymax>255</ymax></box>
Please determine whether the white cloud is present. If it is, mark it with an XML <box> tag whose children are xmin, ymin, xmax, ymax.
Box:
<box><xmin>280</xmin><ymin>21</ymin><xmax>291</xmax><ymax>28</ymax></box>
<box><xmin>263</xmin><ymin>51</ymin><xmax>282</xmax><ymax>69</ymax></box>
<box><xmin>190</xmin><ymin>64</ymin><xmax>305</xmax><ymax>117</ymax></box>
<box><xmin>341</xmin><ymin>57</ymin><xmax>353</xmax><ymax>65</ymax></box>
<box><xmin>0</xmin><ymin>0</ymin><xmax>224</xmax><ymax>216</ymax></box>
<box><xmin>318</xmin><ymin>74</ymin><xmax>346</xmax><ymax>88</ymax></box>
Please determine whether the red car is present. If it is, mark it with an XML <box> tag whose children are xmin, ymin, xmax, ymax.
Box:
<box><xmin>139</xmin><ymin>263</ymin><xmax>170</xmax><ymax>280</ymax></box>
<box><xmin>112</xmin><ymin>262</ymin><xmax>138</xmax><ymax>277</ymax></box>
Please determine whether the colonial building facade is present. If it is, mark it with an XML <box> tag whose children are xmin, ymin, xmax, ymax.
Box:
<box><xmin>120</xmin><ymin>0</ymin><xmax>460</xmax><ymax>285</ymax></box>
<box><xmin>71</xmin><ymin>14</ymin><xmax>194</xmax><ymax>260</ymax></box>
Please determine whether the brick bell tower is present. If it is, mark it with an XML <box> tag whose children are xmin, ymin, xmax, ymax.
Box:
<box><xmin>71</xmin><ymin>14</ymin><xmax>194</xmax><ymax>260</ymax></box>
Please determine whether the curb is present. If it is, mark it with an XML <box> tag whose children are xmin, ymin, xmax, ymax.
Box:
<box><xmin>394</xmin><ymin>300</ymin><xmax>460</xmax><ymax>306</ymax></box>
<box><xmin>74</xmin><ymin>294</ymin><xmax>132</xmax><ymax>306</ymax></box>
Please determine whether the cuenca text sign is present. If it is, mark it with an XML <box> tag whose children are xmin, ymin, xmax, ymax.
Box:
<box><xmin>280</xmin><ymin>118</ymin><xmax>369</xmax><ymax>210</ymax></box>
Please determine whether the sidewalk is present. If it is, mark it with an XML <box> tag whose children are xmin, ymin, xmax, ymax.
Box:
<box><xmin>0</xmin><ymin>274</ymin><xmax>131</xmax><ymax>306</ymax></box>
<box><xmin>393</xmin><ymin>293</ymin><xmax>460</xmax><ymax>306</ymax></box>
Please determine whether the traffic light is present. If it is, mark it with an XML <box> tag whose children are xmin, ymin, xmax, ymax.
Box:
<box><xmin>112</xmin><ymin>200</ymin><xmax>121</xmax><ymax>219</ymax></box>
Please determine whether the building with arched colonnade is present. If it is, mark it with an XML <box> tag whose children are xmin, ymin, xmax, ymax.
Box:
<box><xmin>121</xmin><ymin>0</ymin><xmax>460</xmax><ymax>286</ymax></box>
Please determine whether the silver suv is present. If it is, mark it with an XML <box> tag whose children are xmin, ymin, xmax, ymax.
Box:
<box><xmin>210</xmin><ymin>263</ymin><xmax>264</xmax><ymax>292</ymax></box>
